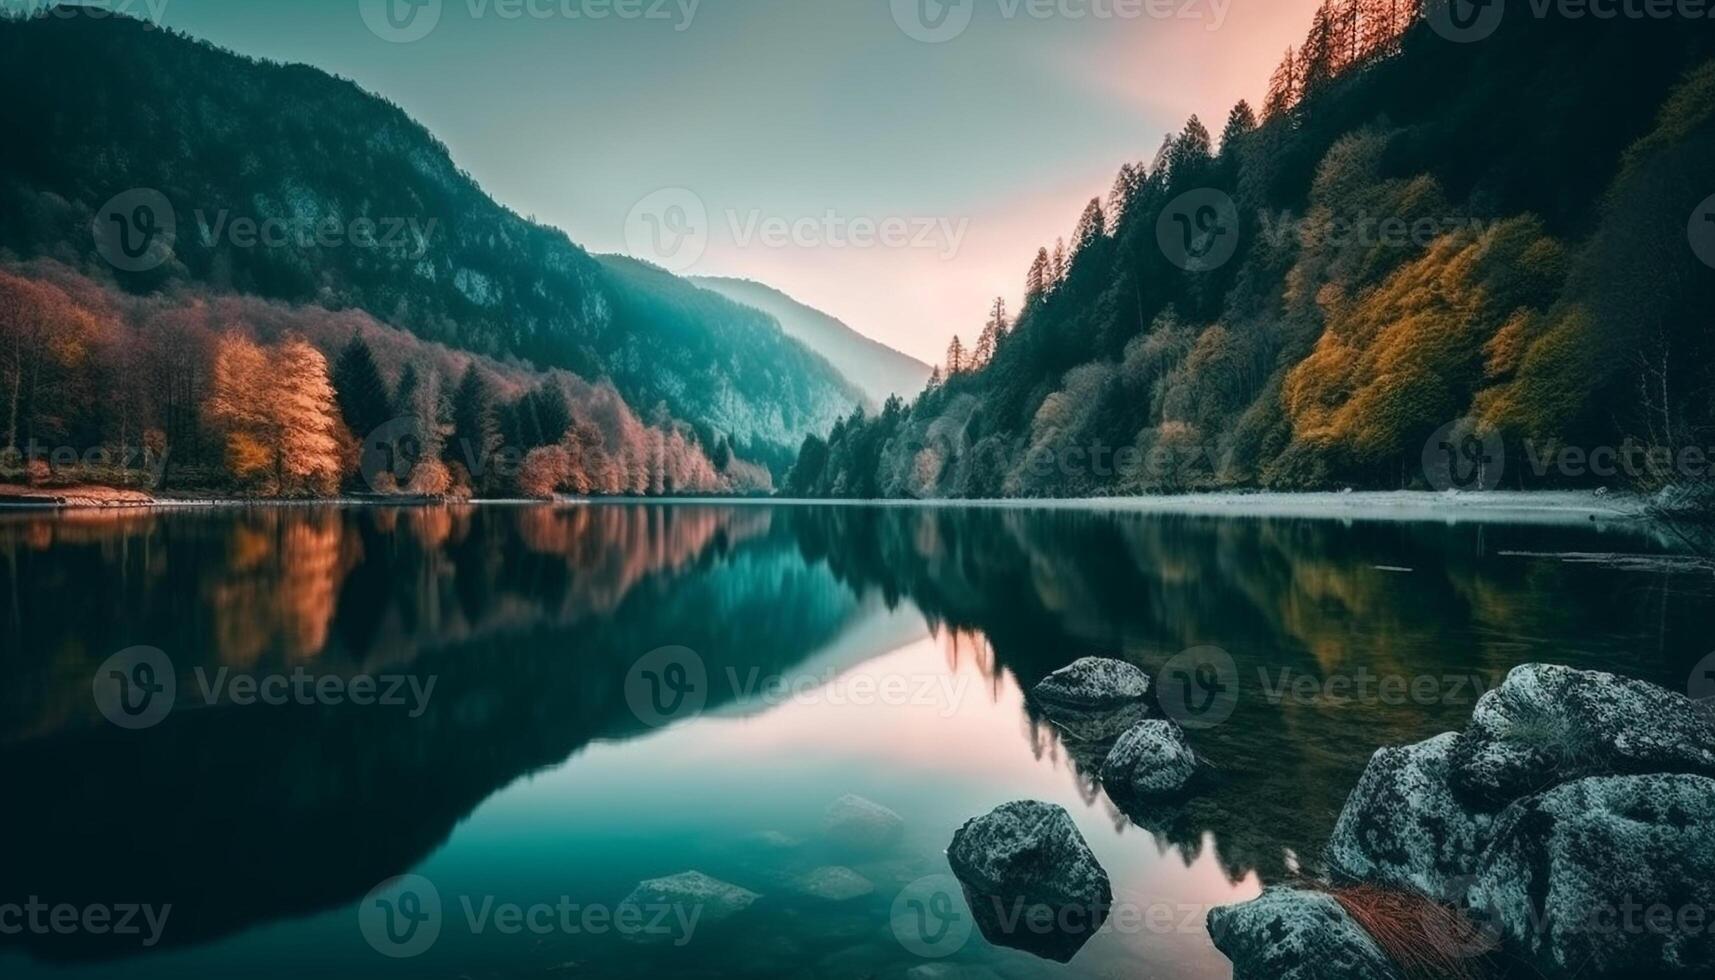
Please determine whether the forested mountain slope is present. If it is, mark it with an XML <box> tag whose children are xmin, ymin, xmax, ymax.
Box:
<box><xmin>0</xmin><ymin>10</ymin><xmax>858</xmax><ymax>461</ymax></box>
<box><xmin>789</xmin><ymin>4</ymin><xmax>1715</xmax><ymax>498</ymax></box>
<box><xmin>690</xmin><ymin>276</ymin><xmax>932</xmax><ymax>406</ymax></box>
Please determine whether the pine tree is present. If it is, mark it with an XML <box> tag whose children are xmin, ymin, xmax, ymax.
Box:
<box><xmin>946</xmin><ymin>335</ymin><xmax>966</xmax><ymax>375</ymax></box>
<box><xmin>989</xmin><ymin>296</ymin><xmax>1010</xmax><ymax>344</ymax></box>
<box><xmin>1265</xmin><ymin>47</ymin><xmax>1298</xmax><ymax>119</ymax></box>
<box><xmin>528</xmin><ymin>381</ymin><xmax>572</xmax><ymax>448</ymax></box>
<box><xmin>1169</xmin><ymin>116</ymin><xmax>1215</xmax><ymax>183</ymax></box>
<box><xmin>1299</xmin><ymin>3</ymin><xmax>1337</xmax><ymax>101</ymax></box>
<box><xmin>332</xmin><ymin>334</ymin><xmax>393</xmax><ymax>441</ymax></box>
<box><xmin>1051</xmin><ymin>238</ymin><xmax>1068</xmax><ymax>285</ymax></box>
<box><xmin>1071</xmin><ymin>198</ymin><xmax>1107</xmax><ymax>256</ymax></box>
<box><xmin>447</xmin><ymin>363</ymin><xmax>499</xmax><ymax>487</ymax></box>
<box><xmin>926</xmin><ymin>365</ymin><xmax>943</xmax><ymax>391</ymax></box>
<box><xmin>1026</xmin><ymin>247</ymin><xmax>1052</xmax><ymax>303</ymax></box>
<box><xmin>1221</xmin><ymin>101</ymin><xmax>1258</xmax><ymax>154</ymax></box>
<box><xmin>973</xmin><ymin>322</ymin><xmax>997</xmax><ymax>369</ymax></box>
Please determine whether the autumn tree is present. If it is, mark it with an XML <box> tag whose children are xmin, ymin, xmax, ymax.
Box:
<box><xmin>206</xmin><ymin>331</ymin><xmax>342</xmax><ymax>495</ymax></box>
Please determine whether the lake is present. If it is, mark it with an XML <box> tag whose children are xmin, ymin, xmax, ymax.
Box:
<box><xmin>1</xmin><ymin>501</ymin><xmax>1710</xmax><ymax>978</ymax></box>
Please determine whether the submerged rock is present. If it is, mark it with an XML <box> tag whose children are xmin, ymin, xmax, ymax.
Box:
<box><xmin>1450</xmin><ymin>663</ymin><xmax>1715</xmax><ymax>806</ymax></box>
<box><xmin>1100</xmin><ymin>719</ymin><xmax>1197</xmax><ymax>801</ymax></box>
<box><xmin>617</xmin><ymin>871</ymin><xmax>759</xmax><ymax>943</ymax></box>
<box><xmin>1032</xmin><ymin>657</ymin><xmax>1151</xmax><ymax>711</ymax></box>
<box><xmin>1328</xmin><ymin>733</ymin><xmax>1492</xmax><ymax>902</ymax></box>
<box><xmin>1469</xmin><ymin>773</ymin><xmax>1715</xmax><ymax>977</ymax></box>
<box><xmin>793</xmin><ymin>866</ymin><xmax>874</xmax><ymax>902</ymax></box>
<box><xmin>821</xmin><ymin>794</ymin><xmax>905</xmax><ymax>852</ymax></box>
<box><xmin>1206</xmin><ymin>887</ymin><xmax>1403</xmax><ymax>980</ymax></box>
<box><xmin>947</xmin><ymin>800</ymin><xmax>1112</xmax><ymax>963</ymax></box>
<box><xmin>1031</xmin><ymin>657</ymin><xmax>1154</xmax><ymax>743</ymax></box>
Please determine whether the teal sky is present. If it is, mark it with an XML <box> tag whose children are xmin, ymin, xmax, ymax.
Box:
<box><xmin>133</xmin><ymin>0</ymin><xmax>1320</xmax><ymax>364</ymax></box>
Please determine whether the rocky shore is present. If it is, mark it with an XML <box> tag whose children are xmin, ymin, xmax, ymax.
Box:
<box><xmin>1211</xmin><ymin>663</ymin><xmax>1715</xmax><ymax>979</ymax></box>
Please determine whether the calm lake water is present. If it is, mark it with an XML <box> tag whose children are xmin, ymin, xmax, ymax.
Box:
<box><xmin>2</xmin><ymin>502</ymin><xmax>1711</xmax><ymax>979</ymax></box>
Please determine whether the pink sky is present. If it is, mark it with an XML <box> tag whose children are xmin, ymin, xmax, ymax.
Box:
<box><xmin>686</xmin><ymin>0</ymin><xmax>1325</xmax><ymax>367</ymax></box>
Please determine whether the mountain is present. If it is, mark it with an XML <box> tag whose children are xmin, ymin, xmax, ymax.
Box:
<box><xmin>691</xmin><ymin>276</ymin><xmax>932</xmax><ymax>405</ymax></box>
<box><xmin>788</xmin><ymin>7</ymin><xmax>1715</xmax><ymax>499</ymax></box>
<box><xmin>0</xmin><ymin>10</ymin><xmax>860</xmax><ymax>463</ymax></box>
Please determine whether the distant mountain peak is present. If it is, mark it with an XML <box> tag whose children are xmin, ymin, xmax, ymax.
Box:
<box><xmin>690</xmin><ymin>276</ymin><xmax>931</xmax><ymax>406</ymax></box>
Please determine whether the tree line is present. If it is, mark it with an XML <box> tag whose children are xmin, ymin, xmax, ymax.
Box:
<box><xmin>0</xmin><ymin>259</ymin><xmax>770</xmax><ymax>497</ymax></box>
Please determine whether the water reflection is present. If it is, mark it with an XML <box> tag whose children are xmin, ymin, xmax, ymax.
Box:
<box><xmin>1</xmin><ymin>503</ymin><xmax>1710</xmax><ymax>975</ymax></box>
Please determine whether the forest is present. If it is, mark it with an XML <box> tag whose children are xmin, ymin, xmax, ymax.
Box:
<box><xmin>787</xmin><ymin>1</ymin><xmax>1715</xmax><ymax>498</ymax></box>
<box><xmin>0</xmin><ymin>258</ymin><xmax>770</xmax><ymax>497</ymax></box>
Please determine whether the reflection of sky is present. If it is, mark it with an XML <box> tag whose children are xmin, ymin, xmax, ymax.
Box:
<box><xmin>450</xmin><ymin>629</ymin><xmax>1260</xmax><ymax>978</ymax></box>
<box><xmin>141</xmin><ymin>0</ymin><xmax>1323</xmax><ymax>364</ymax></box>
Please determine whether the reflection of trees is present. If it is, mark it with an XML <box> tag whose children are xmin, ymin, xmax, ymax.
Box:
<box><xmin>0</xmin><ymin>505</ymin><xmax>858</xmax><ymax>961</ymax></box>
<box><xmin>0</xmin><ymin>505</ymin><xmax>775</xmax><ymax>740</ymax></box>
<box><xmin>786</xmin><ymin>507</ymin><xmax>1708</xmax><ymax>883</ymax></box>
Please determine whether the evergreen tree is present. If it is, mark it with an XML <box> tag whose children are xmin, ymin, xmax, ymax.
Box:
<box><xmin>946</xmin><ymin>335</ymin><xmax>966</xmax><ymax>375</ymax></box>
<box><xmin>1265</xmin><ymin>47</ymin><xmax>1298</xmax><ymax>118</ymax></box>
<box><xmin>1221</xmin><ymin>101</ymin><xmax>1258</xmax><ymax>154</ymax></box>
<box><xmin>447</xmin><ymin>363</ymin><xmax>499</xmax><ymax>487</ymax></box>
<box><xmin>332</xmin><ymin>334</ymin><xmax>392</xmax><ymax>441</ymax></box>
<box><xmin>1026</xmin><ymin>247</ymin><xmax>1052</xmax><ymax>303</ymax></box>
<box><xmin>1051</xmin><ymin>238</ymin><xmax>1068</xmax><ymax>285</ymax></box>
<box><xmin>1071</xmin><ymin>198</ymin><xmax>1107</xmax><ymax>257</ymax></box>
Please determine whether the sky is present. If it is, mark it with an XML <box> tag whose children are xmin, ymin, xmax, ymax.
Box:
<box><xmin>126</xmin><ymin>0</ymin><xmax>1322</xmax><ymax>365</ymax></box>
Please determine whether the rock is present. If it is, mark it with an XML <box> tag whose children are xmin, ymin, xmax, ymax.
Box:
<box><xmin>1032</xmin><ymin>657</ymin><xmax>1151</xmax><ymax>711</ymax></box>
<box><xmin>1207</xmin><ymin>887</ymin><xmax>1403</xmax><ymax>980</ymax></box>
<box><xmin>1100</xmin><ymin>719</ymin><xmax>1197</xmax><ymax>801</ymax></box>
<box><xmin>1450</xmin><ymin>663</ymin><xmax>1715</xmax><ymax>807</ymax></box>
<box><xmin>1032</xmin><ymin>657</ymin><xmax>1154</xmax><ymax>742</ymax></box>
<box><xmin>1327</xmin><ymin>732</ymin><xmax>1493</xmax><ymax>902</ymax></box>
<box><xmin>794</xmin><ymin>866</ymin><xmax>874</xmax><ymax>901</ymax></box>
<box><xmin>822</xmin><ymin>794</ymin><xmax>905</xmax><ymax>852</ymax></box>
<box><xmin>947</xmin><ymin>800</ymin><xmax>1112</xmax><ymax>962</ymax></box>
<box><xmin>1469</xmin><ymin>773</ymin><xmax>1715</xmax><ymax>977</ymax></box>
<box><xmin>743</xmin><ymin>830</ymin><xmax>800</xmax><ymax>850</ymax></box>
<box><xmin>617</xmin><ymin>871</ymin><xmax>759</xmax><ymax>944</ymax></box>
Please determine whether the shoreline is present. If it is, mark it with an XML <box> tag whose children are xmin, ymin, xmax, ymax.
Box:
<box><xmin>0</xmin><ymin>487</ymin><xmax>1656</xmax><ymax>527</ymax></box>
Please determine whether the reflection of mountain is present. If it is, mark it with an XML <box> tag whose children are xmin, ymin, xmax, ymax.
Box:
<box><xmin>0</xmin><ymin>506</ymin><xmax>884</xmax><ymax>960</ymax></box>
<box><xmin>3</xmin><ymin>503</ymin><xmax>1707</xmax><ymax>963</ymax></box>
<box><xmin>783</xmin><ymin>506</ymin><xmax>1709</xmax><ymax>881</ymax></box>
